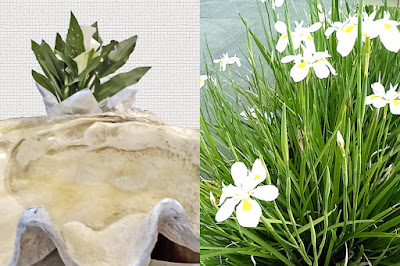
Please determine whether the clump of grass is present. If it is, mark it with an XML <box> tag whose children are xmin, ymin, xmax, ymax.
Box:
<box><xmin>200</xmin><ymin>0</ymin><xmax>400</xmax><ymax>265</ymax></box>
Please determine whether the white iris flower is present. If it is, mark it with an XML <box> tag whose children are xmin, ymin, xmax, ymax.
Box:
<box><xmin>213</xmin><ymin>53</ymin><xmax>241</xmax><ymax>71</ymax></box>
<box><xmin>240</xmin><ymin>108</ymin><xmax>258</xmax><ymax>120</ymax></box>
<box><xmin>366</xmin><ymin>81</ymin><xmax>400</xmax><ymax>115</ymax></box>
<box><xmin>261</xmin><ymin>0</ymin><xmax>284</xmax><ymax>9</ymax></box>
<box><xmin>215</xmin><ymin>159</ymin><xmax>279</xmax><ymax>228</ymax></box>
<box><xmin>240</xmin><ymin>108</ymin><xmax>274</xmax><ymax>123</ymax></box>
<box><xmin>326</xmin><ymin>11</ymin><xmax>399</xmax><ymax>56</ymax></box>
<box><xmin>375</xmin><ymin>11</ymin><xmax>400</xmax><ymax>53</ymax></box>
<box><xmin>361</xmin><ymin>11</ymin><xmax>380</xmax><ymax>41</ymax></box>
<box><xmin>325</xmin><ymin>15</ymin><xmax>359</xmax><ymax>57</ymax></box>
<box><xmin>275</xmin><ymin>20</ymin><xmax>322</xmax><ymax>53</ymax></box>
<box><xmin>281</xmin><ymin>45</ymin><xmax>337</xmax><ymax>82</ymax></box>
<box><xmin>200</xmin><ymin>75</ymin><xmax>208</xmax><ymax>88</ymax></box>
<box><xmin>317</xmin><ymin>4</ymin><xmax>332</xmax><ymax>24</ymax></box>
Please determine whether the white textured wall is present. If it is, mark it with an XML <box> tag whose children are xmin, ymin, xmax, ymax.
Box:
<box><xmin>0</xmin><ymin>0</ymin><xmax>199</xmax><ymax>128</ymax></box>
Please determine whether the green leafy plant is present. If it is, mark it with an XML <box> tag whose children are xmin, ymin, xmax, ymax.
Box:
<box><xmin>32</xmin><ymin>12</ymin><xmax>150</xmax><ymax>102</ymax></box>
<box><xmin>201</xmin><ymin>0</ymin><xmax>400</xmax><ymax>265</ymax></box>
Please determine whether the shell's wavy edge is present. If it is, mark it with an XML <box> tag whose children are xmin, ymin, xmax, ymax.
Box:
<box><xmin>0</xmin><ymin>110</ymin><xmax>199</xmax><ymax>266</ymax></box>
<box><xmin>8</xmin><ymin>199</ymin><xmax>199</xmax><ymax>266</ymax></box>
<box><xmin>8</xmin><ymin>206</ymin><xmax>74</xmax><ymax>266</ymax></box>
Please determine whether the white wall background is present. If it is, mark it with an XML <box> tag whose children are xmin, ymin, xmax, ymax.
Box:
<box><xmin>0</xmin><ymin>0</ymin><xmax>199</xmax><ymax>128</ymax></box>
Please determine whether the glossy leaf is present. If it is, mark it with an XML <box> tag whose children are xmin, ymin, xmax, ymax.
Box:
<box><xmin>65</xmin><ymin>12</ymin><xmax>85</xmax><ymax>58</ymax></box>
<box><xmin>98</xmin><ymin>36</ymin><xmax>138</xmax><ymax>78</ymax></box>
<box><xmin>32</xmin><ymin>70</ymin><xmax>55</xmax><ymax>95</ymax></box>
<box><xmin>55</xmin><ymin>33</ymin><xmax>66</xmax><ymax>54</ymax></box>
<box><xmin>91</xmin><ymin>21</ymin><xmax>103</xmax><ymax>45</ymax></box>
<box><xmin>94</xmin><ymin>66</ymin><xmax>150</xmax><ymax>101</ymax></box>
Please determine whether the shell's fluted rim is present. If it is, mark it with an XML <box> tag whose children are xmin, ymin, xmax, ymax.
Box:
<box><xmin>8</xmin><ymin>199</ymin><xmax>199</xmax><ymax>266</ymax></box>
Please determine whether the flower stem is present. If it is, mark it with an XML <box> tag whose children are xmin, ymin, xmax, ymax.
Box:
<box><xmin>283</xmin><ymin>0</ymin><xmax>295</xmax><ymax>55</ymax></box>
<box><xmin>351</xmin><ymin>0</ymin><xmax>365</xmax><ymax>246</ymax></box>
<box><xmin>364</xmin><ymin>37</ymin><xmax>371</xmax><ymax>75</ymax></box>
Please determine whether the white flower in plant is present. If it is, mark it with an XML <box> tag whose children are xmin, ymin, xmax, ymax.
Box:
<box><xmin>230</xmin><ymin>55</ymin><xmax>241</xmax><ymax>66</ymax></box>
<box><xmin>375</xmin><ymin>11</ymin><xmax>400</xmax><ymax>53</ymax></box>
<box><xmin>281</xmin><ymin>45</ymin><xmax>337</xmax><ymax>82</ymax></box>
<box><xmin>366</xmin><ymin>81</ymin><xmax>400</xmax><ymax>114</ymax></box>
<box><xmin>325</xmin><ymin>15</ymin><xmax>358</xmax><ymax>57</ymax></box>
<box><xmin>261</xmin><ymin>0</ymin><xmax>284</xmax><ymax>9</ymax></box>
<box><xmin>210</xmin><ymin>191</ymin><xmax>217</xmax><ymax>207</ymax></box>
<box><xmin>317</xmin><ymin>4</ymin><xmax>332</xmax><ymax>24</ymax></box>
<box><xmin>325</xmin><ymin>11</ymin><xmax>395</xmax><ymax>56</ymax></box>
<box><xmin>215</xmin><ymin>159</ymin><xmax>279</xmax><ymax>227</ymax></box>
<box><xmin>324</xmin><ymin>21</ymin><xmax>344</xmax><ymax>38</ymax></box>
<box><xmin>337</xmin><ymin>130</ymin><xmax>344</xmax><ymax>149</ymax></box>
<box><xmin>337</xmin><ymin>130</ymin><xmax>345</xmax><ymax>156</ymax></box>
<box><xmin>213</xmin><ymin>53</ymin><xmax>241</xmax><ymax>71</ymax></box>
<box><xmin>81</xmin><ymin>25</ymin><xmax>101</xmax><ymax>52</ymax></box>
<box><xmin>240</xmin><ymin>108</ymin><xmax>258</xmax><ymax>120</ymax></box>
<box><xmin>73</xmin><ymin>25</ymin><xmax>102</xmax><ymax>74</ymax></box>
<box><xmin>200</xmin><ymin>75</ymin><xmax>208</xmax><ymax>88</ymax></box>
<box><xmin>275</xmin><ymin>20</ymin><xmax>321</xmax><ymax>53</ymax></box>
<box><xmin>240</xmin><ymin>108</ymin><xmax>273</xmax><ymax>123</ymax></box>
<box><xmin>361</xmin><ymin>11</ymin><xmax>380</xmax><ymax>41</ymax></box>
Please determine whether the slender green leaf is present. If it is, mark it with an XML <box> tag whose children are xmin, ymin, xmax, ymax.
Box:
<box><xmin>94</xmin><ymin>66</ymin><xmax>151</xmax><ymax>101</ymax></box>
<box><xmin>32</xmin><ymin>70</ymin><xmax>55</xmax><ymax>95</ymax></box>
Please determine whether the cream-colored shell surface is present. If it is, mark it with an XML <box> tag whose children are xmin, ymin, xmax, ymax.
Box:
<box><xmin>0</xmin><ymin>110</ymin><xmax>199</xmax><ymax>266</ymax></box>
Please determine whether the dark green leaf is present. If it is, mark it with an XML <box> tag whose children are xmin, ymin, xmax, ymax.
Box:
<box><xmin>54</xmin><ymin>49</ymin><xmax>78</xmax><ymax>77</ymax></box>
<box><xmin>92</xmin><ymin>75</ymin><xmax>101</xmax><ymax>91</ymax></box>
<box><xmin>65</xmin><ymin>12</ymin><xmax>85</xmax><ymax>58</ymax></box>
<box><xmin>91</xmin><ymin>21</ymin><xmax>103</xmax><ymax>45</ymax></box>
<box><xmin>94</xmin><ymin>66</ymin><xmax>151</xmax><ymax>101</ymax></box>
<box><xmin>40</xmin><ymin>41</ymin><xmax>66</xmax><ymax>82</ymax></box>
<box><xmin>32</xmin><ymin>70</ymin><xmax>55</xmax><ymax>95</ymax></box>
<box><xmin>98</xmin><ymin>36</ymin><xmax>138</xmax><ymax>78</ymax></box>
<box><xmin>55</xmin><ymin>33</ymin><xmax>66</xmax><ymax>54</ymax></box>
<box><xmin>32</xmin><ymin>40</ymin><xmax>52</xmax><ymax>78</ymax></box>
<box><xmin>32</xmin><ymin>40</ymin><xmax>61</xmax><ymax>86</ymax></box>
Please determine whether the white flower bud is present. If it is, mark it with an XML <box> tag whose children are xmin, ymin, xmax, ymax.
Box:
<box><xmin>210</xmin><ymin>191</ymin><xmax>217</xmax><ymax>207</ymax></box>
<box><xmin>337</xmin><ymin>130</ymin><xmax>345</xmax><ymax>156</ymax></box>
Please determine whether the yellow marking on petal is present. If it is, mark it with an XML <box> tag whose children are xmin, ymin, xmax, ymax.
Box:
<box><xmin>393</xmin><ymin>100</ymin><xmax>400</xmax><ymax>106</ymax></box>
<box><xmin>371</xmin><ymin>96</ymin><xmax>383</xmax><ymax>100</ymax></box>
<box><xmin>384</xmin><ymin>24</ymin><xmax>392</xmax><ymax>29</ymax></box>
<box><xmin>283</xmin><ymin>35</ymin><xmax>288</xmax><ymax>39</ymax></box>
<box><xmin>306</xmin><ymin>35</ymin><xmax>312</xmax><ymax>40</ymax></box>
<box><xmin>242</xmin><ymin>198</ymin><xmax>253</xmax><ymax>211</ymax></box>
<box><xmin>298</xmin><ymin>62</ymin><xmax>307</xmax><ymax>69</ymax></box>
<box><xmin>254</xmin><ymin>175</ymin><xmax>260</xmax><ymax>181</ymax></box>
<box><xmin>315</xmin><ymin>59</ymin><xmax>328</xmax><ymax>63</ymax></box>
<box><xmin>345</xmin><ymin>25</ymin><xmax>356</xmax><ymax>33</ymax></box>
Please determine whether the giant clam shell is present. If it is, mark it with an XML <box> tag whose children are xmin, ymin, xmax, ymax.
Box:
<box><xmin>0</xmin><ymin>110</ymin><xmax>199</xmax><ymax>266</ymax></box>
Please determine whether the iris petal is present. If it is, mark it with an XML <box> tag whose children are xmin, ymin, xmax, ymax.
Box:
<box><xmin>252</xmin><ymin>185</ymin><xmax>279</xmax><ymax>201</ymax></box>
<box><xmin>249</xmin><ymin>159</ymin><xmax>267</xmax><ymax>188</ymax></box>
<box><xmin>231</xmin><ymin>162</ymin><xmax>249</xmax><ymax>186</ymax></box>
<box><xmin>236</xmin><ymin>198</ymin><xmax>262</xmax><ymax>227</ymax></box>
<box><xmin>215</xmin><ymin>198</ymin><xmax>239</xmax><ymax>223</ymax></box>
